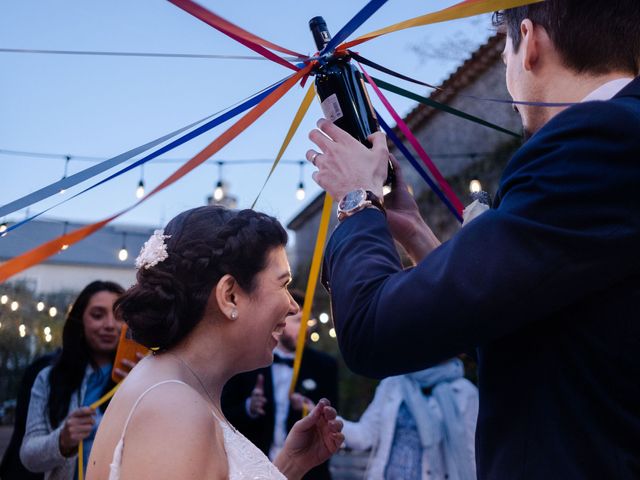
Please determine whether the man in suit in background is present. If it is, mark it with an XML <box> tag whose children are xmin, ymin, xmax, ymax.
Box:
<box><xmin>222</xmin><ymin>290</ymin><xmax>338</xmax><ymax>480</ymax></box>
<box><xmin>305</xmin><ymin>1</ymin><xmax>640</xmax><ymax>478</ymax></box>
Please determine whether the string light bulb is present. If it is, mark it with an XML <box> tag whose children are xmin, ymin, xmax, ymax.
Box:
<box><xmin>310</xmin><ymin>332</ymin><xmax>320</xmax><ymax>343</ymax></box>
<box><xmin>295</xmin><ymin>161</ymin><xmax>306</xmax><ymax>201</ymax></box>
<box><xmin>213</xmin><ymin>161</ymin><xmax>225</xmax><ymax>201</ymax></box>
<box><xmin>469</xmin><ymin>178</ymin><xmax>482</xmax><ymax>193</ymax></box>
<box><xmin>0</xmin><ymin>222</ymin><xmax>7</xmax><ymax>233</ymax></box>
<box><xmin>44</xmin><ymin>326</ymin><xmax>51</xmax><ymax>335</ymax></box>
<box><xmin>10</xmin><ymin>301</ymin><xmax>19</xmax><ymax>311</ymax></box>
<box><xmin>214</xmin><ymin>180</ymin><xmax>224</xmax><ymax>201</ymax></box>
<box><xmin>37</xmin><ymin>301</ymin><xmax>45</xmax><ymax>312</ymax></box>
<box><xmin>19</xmin><ymin>324</ymin><xmax>26</xmax><ymax>337</ymax></box>
<box><xmin>319</xmin><ymin>313</ymin><xmax>329</xmax><ymax>324</ymax></box>
<box><xmin>329</xmin><ymin>328</ymin><xmax>337</xmax><ymax>338</ymax></box>
<box><xmin>60</xmin><ymin>155</ymin><xmax>70</xmax><ymax>194</ymax></box>
<box><xmin>45</xmin><ymin>333</ymin><xmax>53</xmax><ymax>343</ymax></box>
<box><xmin>136</xmin><ymin>165</ymin><xmax>145</xmax><ymax>198</ymax></box>
<box><xmin>49</xmin><ymin>306</ymin><xmax>57</xmax><ymax>317</ymax></box>
<box><xmin>60</xmin><ymin>222</ymin><xmax>69</xmax><ymax>251</ymax></box>
<box><xmin>118</xmin><ymin>232</ymin><xmax>128</xmax><ymax>261</ymax></box>
<box><xmin>136</xmin><ymin>180</ymin><xmax>145</xmax><ymax>199</ymax></box>
<box><xmin>0</xmin><ymin>295</ymin><xmax>8</xmax><ymax>304</ymax></box>
<box><xmin>296</xmin><ymin>182</ymin><xmax>306</xmax><ymax>201</ymax></box>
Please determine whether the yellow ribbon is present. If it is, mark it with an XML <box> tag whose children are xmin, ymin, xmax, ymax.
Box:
<box><xmin>77</xmin><ymin>383</ymin><xmax>120</xmax><ymax>480</ymax></box>
<box><xmin>252</xmin><ymin>82</ymin><xmax>316</xmax><ymax>208</ymax></box>
<box><xmin>343</xmin><ymin>0</ymin><xmax>545</xmax><ymax>49</ymax></box>
<box><xmin>289</xmin><ymin>193</ymin><xmax>333</xmax><ymax>399</ymax></box>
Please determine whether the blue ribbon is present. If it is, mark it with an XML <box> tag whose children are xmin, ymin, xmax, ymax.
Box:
<box><xmin>377</xmin><ymin>112</ymin><xmax>463</xmax><ymax>223</ymax></box>
<box><xmin>320</xmin><ymin>0</ymin><xmax>388</xmax><ymax>55</ymax></box>
<box><xmin>3</xmin><ymin>76</ymin><xmax>288</xmax><ymax>234</ymax></box>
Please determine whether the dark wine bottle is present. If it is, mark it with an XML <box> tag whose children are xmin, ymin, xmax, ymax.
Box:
<box><xmin>309</xmin><ymin>16</ymin><xmax>394</xmax><ymax>186</ymax></box>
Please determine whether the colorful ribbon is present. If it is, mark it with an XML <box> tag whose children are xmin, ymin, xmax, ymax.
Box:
<box><xmin>77</xmin><ymin>384</ymin><xmax>120</xmax><ymax>480</ymax></box>
<box><xmin>320</xmin><ymin>0</ymin><xmax>388</xmax><ymax>55</ymax></box>
<box><xmin>0</xmin><ymin>65</ymin><xmax>312</xmax><ymax>283</ymax></box>
<box><xmin>170</xmin><ymin>0</ymin><xmax>303</xmax><ymax>71</ymax></box>
<box><xmin>369</xmin><ymin>75</ymin><xmax>520</xmax><ymax>138</ymax></box>
<box><xmin>377</xmin><ymin>113</ymin><xmax>463</xmax><ymax>223</ymax></box>
<box><xmin>3</xmin><ymin>77</ymin><xmax>289</xmax><ymax>234</ymax></box>
<box><xmin>0</xmin><ymin>115</ymin><xmax>210</xmax><ymax>219</ymax></box>
<box><xmin>359</xmin><ymin>63</ymin><xmax>464</xmax><ymax>216</ymax></box>
<box><xmin>353</xmin><ymin>51</ymin><xmax>574</xmax><ymax>109</ymax></box>
<box><xmin>252</xmin><ymin>83</ymin><xmax>316</xmax><ymax>208</ymax></box>
<box><xmin>342</xmin><ymin>0</ymin><xmax>545</xmax><ymax>49</ymax></box>
<box><xmin>289</xmin><ymin>193</ymin><xmax>333</xmax><ymax>396</ymax></box>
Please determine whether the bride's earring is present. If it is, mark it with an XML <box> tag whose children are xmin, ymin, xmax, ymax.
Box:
<box><xmin>230</xmin><ymin>309</ymin><xmax>238</xmax><ymax>320</ymax></box>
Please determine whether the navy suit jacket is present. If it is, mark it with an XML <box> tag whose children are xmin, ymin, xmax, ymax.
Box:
<box><xmin>323</xmin><ymin>78</ymin><xmax>640</xmax><ymax>479</ymax></box>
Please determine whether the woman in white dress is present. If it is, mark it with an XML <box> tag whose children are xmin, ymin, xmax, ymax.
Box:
<box><xmin>86</xmin><ymin>206</ymin><xmax>344</xmax><ymax>480</ymax></box>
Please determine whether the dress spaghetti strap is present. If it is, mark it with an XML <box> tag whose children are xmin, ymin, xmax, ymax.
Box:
<box><xmin>108</xmin><ymin>380</ymin><xmax>188</xmax><ymax>480</ymax></box>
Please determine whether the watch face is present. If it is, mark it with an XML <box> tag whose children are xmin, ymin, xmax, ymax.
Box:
<box><xmin>339</xmin><ymin>189</ymin><xmax>367</xmax><ymax>212</ymax></box>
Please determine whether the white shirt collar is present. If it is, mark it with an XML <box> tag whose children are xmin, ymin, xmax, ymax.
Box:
<box><xmin>581</xmin><ymin>78</ymin><xmax>634</xmax><ymax>103</ymax></box>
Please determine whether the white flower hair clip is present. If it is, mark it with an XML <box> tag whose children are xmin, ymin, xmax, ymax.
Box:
<box><xmin>135</xmin><ymin>229</ymin><xmax>171</xmax><ymax>270</ymax></box>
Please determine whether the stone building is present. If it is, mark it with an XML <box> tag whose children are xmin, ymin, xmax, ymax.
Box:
<box><xmin>287</xmin><ymin>34</ymin><xmax>523</xmax><ymax>274</ymax></box>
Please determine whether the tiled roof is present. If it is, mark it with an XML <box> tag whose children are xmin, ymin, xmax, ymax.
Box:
<box><xmin>0</xmin><ymin>218</ymin><xmax>155</xmax><ymax>268</ymax></box>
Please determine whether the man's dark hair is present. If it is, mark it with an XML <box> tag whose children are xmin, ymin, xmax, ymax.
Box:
<box><xmin>494</xmin><ymin>0</ymin><xmax>640</xmax><ymax>75</ymax></box>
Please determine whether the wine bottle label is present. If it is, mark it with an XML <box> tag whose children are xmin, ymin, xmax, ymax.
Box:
<box><xmin>321</xmin><ymin>94</ymin><xmax>344</xmax><ymax>122</ymax></box>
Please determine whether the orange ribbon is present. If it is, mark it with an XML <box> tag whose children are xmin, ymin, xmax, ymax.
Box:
<box><xmin>0</xmin><ymin>65</ymin><xmax>312</xmax><ymax>283</ymax></box>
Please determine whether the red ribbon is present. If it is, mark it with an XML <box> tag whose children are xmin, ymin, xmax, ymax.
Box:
<box><xmin>170</xmin><ymin>0</ymin><xmax>305</xmax><ymax>71</ymax></box>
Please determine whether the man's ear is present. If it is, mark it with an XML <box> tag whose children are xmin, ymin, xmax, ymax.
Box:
<box><xmin>520</xmin><ymin>19</ymin><xmax>540</xmax><ymax>72</ymax></box>
<box><xmin>215</xmin><ymin>274</ymin><xmax>239</xmax><ymax>320</ymax></box>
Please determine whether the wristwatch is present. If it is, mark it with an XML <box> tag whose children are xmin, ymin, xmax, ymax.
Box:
<box><xmin>337</xmin><ymin>189</ymin><xmax>385</xmax><ymax>222</ymax></box>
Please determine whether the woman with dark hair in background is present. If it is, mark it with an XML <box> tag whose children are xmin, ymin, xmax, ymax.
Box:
<box><xmin>20</xmin><ymin>280</ymin><xmax>131</xmax><ymax>480</ymax></box>
<box><xmin>86</xmin><ymin>206</ymin><xmax>343</xmax><ymax>480</ymax></box>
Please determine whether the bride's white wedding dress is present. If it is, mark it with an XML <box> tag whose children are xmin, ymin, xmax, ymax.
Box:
<box><xmin>108</xmin><ymin>380</ymin><xmax>286</xmax><ymax>480</ymax></box>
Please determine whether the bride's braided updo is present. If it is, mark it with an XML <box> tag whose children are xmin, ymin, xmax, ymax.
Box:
<box><xmin>115</xmin><ymin>206</ymin><xmax>288</xmax><ymax>350</ymax></box>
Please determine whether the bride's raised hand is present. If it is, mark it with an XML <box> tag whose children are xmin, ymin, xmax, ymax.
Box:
<box><xmin>275</xmin><ymin>399</ymin><xmax>344</xmax><ymax>479</ymax></box>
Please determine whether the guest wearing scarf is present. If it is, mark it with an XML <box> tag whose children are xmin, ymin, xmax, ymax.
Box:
<box><xmin>341</xmin><ymin>359</ymin><xmax>478</xmax><ymax>480</ymax></box>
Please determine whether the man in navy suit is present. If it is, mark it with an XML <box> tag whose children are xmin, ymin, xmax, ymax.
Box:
<box><xmin>305</xmin><ymin>1</ymin><xmax>640</xmax><ymax>478</ymax></box>
<box><xmin>222</xmin><ymin>290</ymin><xmax>338</xmax><ymax>480</ymax></box>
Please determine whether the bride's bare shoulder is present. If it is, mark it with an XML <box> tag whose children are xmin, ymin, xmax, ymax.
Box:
<box><xmin>118</xmin><ymin>381</ymin><xmax>228</xmax><ymax>478</ymax></box>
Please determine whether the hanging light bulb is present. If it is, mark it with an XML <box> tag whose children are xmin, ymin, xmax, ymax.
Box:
<box><xmin>49</xmin><ymin>306</ymin><xmax>57</xmax><ymax>317</ymax></box>
<box><xmin>136</xmin><ymin>165</ymin><xmax>145</xmax><ymax>198</ymax></box>
<box><xmin>60</xmin><ymin>222</ymin><xmax>69</xmax><ymax>251</ymax></box>
<box><xmin>45</xmin><ymin>333</ymin><xmax>53</xmax><ymax>343</ymax></box>
<box><xmin>296</xmin><ymin>182</ymin><xmax>306</xmax><ymax>201</ymax></box>
<box><xmin>295</xmin><ymin>161</ymin><xmax>306</xmax><ymax>200</ymax></box>
<box><xmin>214</xmin><ymin>180</ymin><xmax>224</xmax><ymax>201</ymax></box>
<box><xmin>0</xmin><ymin>295</ymin><xmax>8</xmax><ymax>304</ymax></box>
<box><xmin>37</xmin><ymin>301</ymin><xmax>45</xmax><ymax>312</ymax></box>
<box><xmin>329</xmin><ymin>328</ymin><xmax>337</xmax><ymax>338</ymax></box>
<box><xmin>19</xmin><ymin>324</ymin><xmax>26</xmax><ymax>337</ymax></box>
<box><xmin>136</xmin><ymin>180</ymin><xmax>145</xmax><ymax>199</ymax></box>
<box><xmin>319</xmin><ymin>312</ymin><xmax>330</xmax><ymax>324</ymax></box>
<box><xmin>10</xmin><ymin>301</ymin><xmax>19</xmax><ymax>311</ymax></box>
<box><xmin>310</xmin><ymin>332</ymin><xmax>320</xmax><ymax>343</ymax></box>
<box><xmin>44</xmin><ymin>326</ymin><xmax>51</xmax><ymax>335</ymax></box>
<box><xmin>60</xmin><ymin>156</ymin><xmax>70</xmax><ymax>194</ymax></box>
<box><xmin>213</xmin><ymin>161</ymin><xmax>225</xmax><ymax>201</ymax></box>
<box><xmin>469</xmin><ymin>178</ymin><xmax>482</xmax><ymax>193</ymax></box>
<box><xmin>118</xmin><ymin>232</ymin><xmax>128</xmax><ymax>261</ymax></box>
